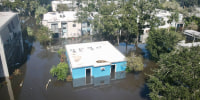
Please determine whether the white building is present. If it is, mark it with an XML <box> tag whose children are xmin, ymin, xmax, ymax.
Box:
<box><xmin>0</xmin><ymin>12</ymin><xmax>24</xmax><ymax>77</ymax></box>
<box><xmin>140</xmin><ymin>28</ymin><xmax>150</xmax><ymax>43</ymax></box>
<box><xmin>140</xmin><ymin>9</ymin><xmax>184</xmax><ymax>43</ymax></box>
<box><xmin>155</xmin><ymin>9</ymin><xmax>184</xmax><ymax>29</ymax></box>
<box><xmin>42</xmin><ymin>11</ymin><xmax>81</xmax><ymax>38</ymax></box>
<box><xmin>65</xmin><ymin>41</ymin><xmax>126</xmax><ymax>79</ymax></box>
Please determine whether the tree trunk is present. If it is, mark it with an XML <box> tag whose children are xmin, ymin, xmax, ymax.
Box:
<box><xmin>136</xmin><ymin>32</ymin><xmax>139</xmax><ymax>45</ymax></box>
<box><xmin>117</xmin><ymin>30</ymin><xmax>121</xmax><ymax>46</ymax></box>
<box><xmin>126</xmin><ymin>40</ymin><xmax>128</xmax><ymax>55</ymax></box>
<box><xmin>117</xmin><ymin>35</ymin><xmax>119</xmax><ymax>46</ymax></box>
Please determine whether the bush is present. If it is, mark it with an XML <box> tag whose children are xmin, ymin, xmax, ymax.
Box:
<box><xmin>50</xmin><ymin>62</ymin><xmax>69</xmax><ymax>81</ymax></box>
<box><xmin>57</xmin><ymin>48</ymin><xmax>65</xmax><ymax>56</ymax></box>
<box><xmin>126</xmin><ymin>53</ymin><xmax>144</xmax><ymax>72</ymax></box>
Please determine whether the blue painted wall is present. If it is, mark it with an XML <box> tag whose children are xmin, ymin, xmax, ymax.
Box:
<box><xmin>113</xmin><ymin>61</ymin><xmax>127</xmax><ymax>72</ymax></box>
<box><xmin>72</xmin><ymin>66</ymin><xmax>93</xmax><ymax>79</ymax></box>
<box><xmin>72</xmin><ymin>65</ymin><xmax>111</xmax><ymax>79</ymax></box>
<box><xmin>71</xmin><ymin>62</ymin><xmax>127</xmax><ymax>79</ymax></box>
<box><xmin>93</xmin><ymin>65</ymin><xmax>111</xmax><ymax>78</ymax></box>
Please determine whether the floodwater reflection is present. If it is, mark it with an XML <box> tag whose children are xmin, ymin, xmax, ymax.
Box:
<box><xmin>73</xmin><ymin>71</ymin><xmax>126</xmax><ymax>87</ymax></box>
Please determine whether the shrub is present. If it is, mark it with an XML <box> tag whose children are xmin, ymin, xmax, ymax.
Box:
<box><xmin>50</xmin><ymin>62</ymin><xmax>69</xmax><ymax>81</ymax></box>
<box><xmin>126</xmin><ymin>53</ymin><xmax>144</xmax><ymax>72</ymax></box>
<box><xmin>57</xmin><ymin>48</ymin><xmax>65</xmax><ymax>56</ymax></box>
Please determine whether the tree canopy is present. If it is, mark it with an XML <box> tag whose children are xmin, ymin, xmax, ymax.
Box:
<box><xmin>147</xmin><ymin>46</ymin><xmax>200</xmax><ymax>99</ymax></box>
<box><xmin>176</xmin><ymin>0</ymin><xmax>200</xmax><ymax>7</ymax></box>
<box><xmin>57</xmin><ymin>4</ymin><xmax>69</xmax><ymax>12</ymax></box>
<box><xmin>35</xmin><ymin>26</ymin><xmax>51</xmax><ymax>44</ymax></box>
<box><xmin>146</xmin><ymin>29</ymin><xmax>183</xmax><ymax>61</ymax></box>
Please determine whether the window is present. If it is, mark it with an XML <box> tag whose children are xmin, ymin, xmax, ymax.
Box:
<box><xmin>73</xmin><ymin>24</ymin><xmax>76</xmax><ymax>27</ymax></box>
<box><xmin>101</xmin><ymin>67</ymin><xmax>105</xmax><ymax>71</ymax></box>
<box><xmin>51</xmin><ymin>23</ymin><xmax>58</xmax><ymax>33</ymax></box>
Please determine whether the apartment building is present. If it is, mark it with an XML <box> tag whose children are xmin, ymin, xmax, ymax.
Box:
<box><xmin>0</xmin><ymin>12</ymin><xmax>24</xmax><ymax>77</ymax></box>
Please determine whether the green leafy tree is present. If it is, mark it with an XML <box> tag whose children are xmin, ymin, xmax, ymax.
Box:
<box><xmin>120</xmin><ymin>1</ymin><xmax>138</xmax><ymax>45</ymax></box>
<box><xmin>57</xmin><ymin>4</ymin><xmax>69</xmax><ymax>12</ymax></box>
<box><xmin>101</xmin><ymin>15</ymin><xmax>121</xmax><ymax>42</ymax></box>
<box><xmin>162</xmin><ymin>0</ymin><xmax>182</xmax><ymax>11</ymax></box>
<box><xmin>147</xmin><ymin>46</ymin><xmax>200</xmax><ymax>99</ymax></box>
<box><xmin>35</xmin><ymin>5</ymin><xmax>47</xmax><ymax>24</ymax></box>
<box><xmin>146</xmin><ymin>29</ymin><xmax>183</xmax><ymax>61</ymax></box>
<box><xmin>50</xmin><ymin>62</ymin><xmax>69</xmax><ymax>81</ymax></box>
<box><xmin>35</xmin><ymin>26</ymin><xmax>51</xmax><ymax>44</ymax></box>
<box><xmin>86</xmin><ymin>3</ymin><xmax>96</xmax><ymax>12</ymax></box>
<box><xmin>176</xmin><ymin>0</ymin><xmax>198</xmax><ymax>7</ymax></box>
<box><xmin>99</xmin><ymin>2</ymin><xmax>117</xmax><ymax>15</ymax></box>
<box><xmin>77</xmin><ymin>11</ymin><xmax>89</xmax><ymax>23</ymax></box>
<box><xmin>27</xmin><ymin>26</ymin><xmax>33</xmax><ymax>36</ymax></box>
<box><xmin>184</xmin><ymin>16</ymin><xmax>200</xmax><ymax>31</ymax></box>
<box><xmin>57</xmin><ymin>48</ymin><xmax>65</xmax><ymax>56</ymax></box>
<box><xmin>29</xmin><ymin>1</ymin><xmax>39</xmax><ymax>16</ymax></box>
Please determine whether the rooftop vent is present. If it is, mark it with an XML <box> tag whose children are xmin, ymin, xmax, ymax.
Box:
<box><xmin>87</xmin><ymin>47</ymin><xmax>94</xmax><ymax>51</ymax></box>
<box><xmin>96</xmin><ymin>60</ymin><xmax>107</xmax><ymax>63</ymax></box>
<box><xmin>96</xmin><ymin>46</ymin><xmax>101</xmax><ymax>49</ymax></box>
<box><xmin>79</xmin><ymin>48</ymin><xmax>83</xmax><ymax>52</ymax></box>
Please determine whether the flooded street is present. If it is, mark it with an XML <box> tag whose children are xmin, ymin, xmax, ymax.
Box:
<box><xmin>0</xmin><ymin>39</ymin><xmax>157</xmax><ymax>100</ymax></box>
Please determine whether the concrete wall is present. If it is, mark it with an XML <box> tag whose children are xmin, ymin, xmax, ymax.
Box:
<box><xmin>66</xmin><ymin>22</ymin><xmax>81</xmax><ymax>38</ymax></box>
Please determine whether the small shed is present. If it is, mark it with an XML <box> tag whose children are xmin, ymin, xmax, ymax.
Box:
<box><xmin>65</xmin><ymin>41</ymin><xmax>127</xmax><ymax>79</ymax></box>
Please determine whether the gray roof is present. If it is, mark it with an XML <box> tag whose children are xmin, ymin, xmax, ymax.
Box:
<box><xmin>0</xmin><ymin>12</ymin><xmax>17</xmax><ymax>31</ymax></box>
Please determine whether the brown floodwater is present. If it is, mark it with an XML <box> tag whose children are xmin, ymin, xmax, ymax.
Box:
<box><xmin>0</xmin><ymin>40</ymin><xmax>157</xmax><ymax>100</ymax></box>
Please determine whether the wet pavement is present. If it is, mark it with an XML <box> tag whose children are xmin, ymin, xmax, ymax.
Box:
<box><xmin>0</xmin><ymin>40</ymin><xmax>157</xmax><ymax>100</ymax></box>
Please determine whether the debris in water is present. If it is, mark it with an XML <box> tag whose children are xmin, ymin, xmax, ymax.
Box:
<box><xmin>14</xmin><ymin>69</ymin><xmax>21</xmax><ymax>75</ymax></box>
<box><xmin>46</xmin><ymin>79</ymin><xmax>51</xmax><ymax>90</ymax></box>
<box><xmin>20</xmin><ymin>80</ymin><xmax>23</xmax><ymax>87</ymax></box>
<box><xmin>15</xmin><ymin>63</ymin><xmax>20</xmax><ymax>65</ymax></box>
<box><xmin>66</xmin><ymin>75</ymin><xmax>72</xmax><ymax>82</ymax></box>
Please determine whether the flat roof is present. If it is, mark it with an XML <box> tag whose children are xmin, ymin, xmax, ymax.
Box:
<box><xmin>43</xmin><ymin>11</ymin><xmax>77</xmax><ymax>22</ymax></box>
<box><xmin>65</xmin><ymin>41</ymin><xmax>126</xmax><ymax>68</ymax></box>
<box><xmin>0</xmin><ymin>12</ymin><xmax>17</xmax><ymax>31</ymax></box>
<box><xmin>184</xmin><ymin>30</ymin><xmax>200</xmax><ymax>35</ymax></box>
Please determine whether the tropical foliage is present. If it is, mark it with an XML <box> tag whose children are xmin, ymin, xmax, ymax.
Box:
<box><xmin>146</xmin><ymin>29</ymin><xmax>183</xmax><ymax>61</ymax></box>
<box><xmin>35</xmin><ymin>26</ymin><xmax>51</xmax><ymax>44</ymax></box>
<box><xmin>27</xmin><ymin>27</ymin><xmax>33</xmax><ymax>36</ymax></box>
<box><xmin>57</xmin><ymin>48</ymin><xmax>65</xmax><ymax>56</ymax></box>
<box><xmin>126</xmin><ymin>53</ymin><xmax>144</xmax><ymax>72</ymax></box>
<box><xmin>57</xmin><ymin>4</ymin><xmax>69</xmax><ymax>12</ymax></box>
<box><xmin>147</xmin><ymin>46</ymin><xmax>200</xmax><ymax>99</ymax></box>
<box><xmin>50</xmin><ymin>62</ymin><xmax>69</xmax><ymax>81</ymax></box>
<box><xmin>176</xmin><ymin>0</ymin><xmax>200</xmax><ymax>7</ymax></box>
<box><xmin>184</xmin><ymin>16</ymin><xmax>200</xmax><ymax>31</ymax></box>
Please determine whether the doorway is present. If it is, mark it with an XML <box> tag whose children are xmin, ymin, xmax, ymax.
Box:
<box><xmin>111</xmin><ymin>65</ymin><xmax>115</xmax><ymax>79</ymax></box>
<box><xmin>86</xmin><ymin>68</ymin><xmax>91</xmax><ymax>84</ymax></box>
